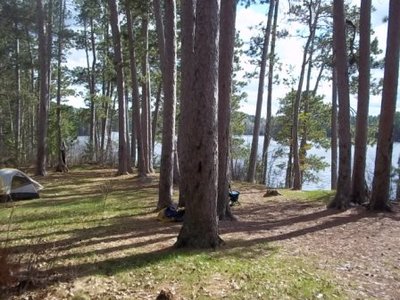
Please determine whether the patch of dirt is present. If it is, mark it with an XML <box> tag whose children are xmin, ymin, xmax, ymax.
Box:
<box><xmin>1</xmin><ymin>172</ymin><xmax>399</xmax><ymax>299</ymax></box>
<box><xmin>221</xmin><ymin>187</ymin><xmax>400</xmax><ymax>300</ymax></box>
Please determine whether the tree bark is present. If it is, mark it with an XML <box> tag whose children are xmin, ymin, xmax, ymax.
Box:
<box><xmin>176</xmin><ymin>0</ymin><xmax>223</xmax><ymax>249</ymax></box>
<box><xmin>328</xmin><ymin>0</ymin><xmax>352</xmax><ymax>209</ymax></box>
<box><xmin>89</xmin><ymin>16</ymin><xmax>97</xmax><ymax>162</ymax></box>
<box><xmin>217</xmin><ymin>0</ymin><xmax>236</xmax><ymax>220</ymax></box>
<box><xmin>246</xmin><ymin>0</ymin><xmax>275</xmax><ymax>183</ymax></box>
<box><xmin>177</xmin><ymin>0</ymin><xmax>195</xmax><ymax>208</ymax></box>
<box><xmin>35</xmin><ymin>0</ymin><xmax>49</xmax><ymax>176</ymax></box>
<box><xmin>55</xmin><ymin>0</ymin><xmax>68</xmax><ymax>173</ymax></box>
<box><xmin>152</xmin><ymin>82</ymin><xmax>162</xmax><ymax>151</ymax></box>
<box><xmin>331</xmin><ymin>67</ymin><xmax>338</xmax><ymax>190</ymax></box>
<box><xmin>14</xmin><ymin>34</ymin><xmax>21</xmax><ymax>167</ymax></box>
<box><xmin>262</xmin><ymin>0</ymin><xmax>279</xmax><ymax>186</ymax></box>
<box><xmin>107</xmin><ymin>0</ymin><xmax>130</xmax><ymax>175</ymax></box>
<box><xmin>370</xmin><ymin>0</ymin><xmax>400</xmax><ymax>211</ymax></box>
<box><xmin>125</xmin><ymin>2</ymin><xmax>146</xmax><ymax>176</ymax></box>
<box><xmin>292</xmin><ymin>2</ymin><xmax>319</xmax><ymax>190</ymax></box>
<box><xmin>157</xmin><ymin>0</ymin><xmax>177</xmax><ymax>210</ymax></box>
<box><xmin>141</xmin><ymin>14</ymin><xmax>153</xmax><ymax>174</ymax></box>
<box><xmin>351</xmin><ymin>0</ymin><xmax>371</xmax><ymax>205</ymax></box>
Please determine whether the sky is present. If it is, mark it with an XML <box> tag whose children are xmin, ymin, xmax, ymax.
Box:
<box><xmin>66</xmin><ymin>0</ymin><xmax>396</xmax><ymax>117</ymax></box>
<box><xmin>236</xmin><ymin>0</ymin><xmax>395</xmax><ymax>117</ymax></box>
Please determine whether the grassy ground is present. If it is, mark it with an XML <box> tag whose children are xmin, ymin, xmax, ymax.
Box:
<box><xmin>0</xmin><ymin>167</ymin><xmax>365</xmax><ymax>299</ymax></box>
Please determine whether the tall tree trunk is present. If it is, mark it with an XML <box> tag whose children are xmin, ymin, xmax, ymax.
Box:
<box><xmin>152</xmin><ymin>82</ymin><xmax>162</xmax><ymax>151</ymax></box>
<box><xmin>35</xmin><ymin>0</ymin><xmax>49</xmax><ymax>176</ymax></box>
<box><xmin>25</xmin><ymin>28</ymin><xmax>36</xmax><ymax>160</ymax></box>
<box><xmin>299</xmin><ymin>24</ymin><xmax>316</xmax><ymax>184</ymax></box>
<box><xmin>328</xmin><ymin>0</ymin><xmax>352</xmax><ymax>209</ymax></box>
<box><xmin>106</xmin><ymin>93</ymin><xmax>116</xmax><ymax>163</ymax></box>
<box><xmin>369</xmin><ymin>0</ymin><xmax>400</xmax><ymax>211</ymax></box>
<box><xmin>124</xmin><ymin>85</ymin><xmax>132</xmax><ymax>168</ymax></box>
<box><xmin>141</xmin><ymin>15</ymin><xmax>152</xmax><ymax>174</ymax></box>
<box><xmin>46</xmin><ymin>0</ymin><xmax>53</xmax><ymax>110</ymax></box>
<box><xmin>146</xmin><ymin>64</ymin><xmax>154</xmax><ymax>173</ymax></box>
<box><xmin>176</xmin><ymin>0</ymin><xmax>223</xmax><ymax>249</ymax></box>
<box><xmin>285</xmin><ymin>143</ymin><xmax>293</xmax><ymax>188</ymax></box>
<box><xmin>157</xmin><ymin>0</ymin><xmax>177</xmax><ymax>210</ymax></box>
<box><xmin>292</xmin><ymin>3</ymin><xmax>319</xmax><ymax>190</ymax></box>
<box><xmin>262</xmin><ymin>0</ymin><xmax>279</xmax><ymax>186</ymax></box>
<box><xmin>351</xmin><ymin>0</ymin><xmax>371</xmax><ymax>204</ymax></box>
<box><xmin>177</xmin><ymin>0</ymin><xmax>195</xmax><ymax>208</ymax></box>
<box><xmin>331</xmin><ymin>67</ymin><xmax>338</xmax><ymax>190</ymax></box>
<box><xmin>217</xmin><ymin>0</ymin><xmax>236</xmax><ymax>220</ymax></box>
<box><xmin>125</xmin><ymin>2</ymin><xmax>146</xmax><ymax>176</ymax></box>
<box><xmin>89</xmin><ymin>16</ymin><xmax>97</xmax><ymax>162</ymax></box>
<box><xmin>107</xmin><ymin>0</ymin><xmax>130</xmax><ymax>175</ymax></box>
<box><xmin>55</xmin><ymin>0</ymin><xmax>68</xmax><ymax>172</ymax></box>
<box><xmin>14</xmin><ymin>35</ymin><xmax>21</xmax><ymax>168</ymax></box>
<box><xmin>246</xmin><ymin>0</ymin><xmax>275</xmax><ymax>183</ymax></box>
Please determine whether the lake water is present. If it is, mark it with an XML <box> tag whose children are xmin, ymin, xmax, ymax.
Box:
<box><xmin>69</xmin><ymin>134</ymin><xmax>400</xmax><ymax>196</ymax></box>
<box><xmin>242</xmin><ymin>135</ymin><xmax>400</xmax><ymax>194</ymax></box>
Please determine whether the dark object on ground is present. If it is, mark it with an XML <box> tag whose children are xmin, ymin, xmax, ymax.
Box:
<box><xmin>156</xmin><ymin>289</ymin><xmax>174</xmax><ymax>300</ymax></box>
<box><xmin>229</xmin><ymin>190</ymin><xmax>240</xmax><ymax>206</ymax></box>
<box><xmin>263</xmin><ymin>189</ymin><xmax>282</xmax><ymax>197</ymax></box>
<box><xmin>157</xmin><ymin>205</ymin><xmax>185</xmax><ymax>222</ymax></box>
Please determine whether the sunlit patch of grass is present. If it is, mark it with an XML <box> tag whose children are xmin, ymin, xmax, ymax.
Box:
<box><xmin>0</xmin><ymin>170</ymin><xmax>160</xmax><ymax>244</ymax></box>
<box><xmin>280</xmin><ymin>190</ymin><xmax>335</xmax><ymax>204</ymax></box>
<box><xmin>0</xmin><ymin>167</ymin><xmax>346</xmax><ymax>299</ymax></box>
<box><xmin>109</xmin><ymin>243</ymin><xmax>344</xmax><ymax>299</ymax></box>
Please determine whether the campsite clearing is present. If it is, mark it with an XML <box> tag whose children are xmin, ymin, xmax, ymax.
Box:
<box><xmin>0</xmin><ymin>167</ymin><xmax>399</xmax><ymax>299</ymax></box>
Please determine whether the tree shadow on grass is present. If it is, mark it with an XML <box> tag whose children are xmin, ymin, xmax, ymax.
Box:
<box><xmin>3</xmin><ymin>200</ymin><xmax>399</xmax><ymax>298</ymax></box>
<box><xmin>3</xmin><ymin>215</ymin><xmax>180</xmax><ymax>255</ymax></box>
<box><xmin>221</xmin><ymin>203</ymin><xmax>400</xmax><ymax>249</ymax></box>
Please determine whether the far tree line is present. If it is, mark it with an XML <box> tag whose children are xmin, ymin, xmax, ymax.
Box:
<box><xmin>244</xmin><ymin>111</ymin><xmax>400</xmax><ymax>143</ymax></box>
<box><xmin>0</xmin><ymin>0</ymin><xmax>399</xmax><ymax>248</ymax></box>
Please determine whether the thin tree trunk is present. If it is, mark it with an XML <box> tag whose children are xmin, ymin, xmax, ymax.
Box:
<box><xmin>35</xmin><ymin>0</ymin><xmax>49</xmax><ymax>176</ymax></box>
<box><xmin>100</xmin><ymin>18</ymin><xmax>110</xmax><ymax>163</ymax></box>
<box><xmin>285</xmin><ymin>143</ymin><xmax>293</xmax><ymax>188</ymax></box>
<box><xmin>125</xmin><ymin>85</ymin><xmax>132</xmax><ymax>168</ymax></box>
<box><xmin>331</xmin><ymin>67</ymin><xmax>338</xmax><ymax>190</ymax></box>
<box><xmin>352</xmin><ymin>0</ymin><xmax>371</xmax><ymax>204</ymax></box>
<box><xmin>125</xmin><ymin>2</ymin><xmax>146</xmax><ymax>176</ymax></box>
<box><xmin>292</xmin><ymin>3</ymin><xmax>319</xmax><ymax>190</ymax></box>
<box><xmin>55</xmin><ymin>0</ymin><xmax>68</xmax><ymax>172</ymax></box>
<box><xmin>328</xmin><ymin>0</ymin><xmax>352</xmax><ymax>209</ymax></box>
<box><xmin>107</xmin><ymin>0</ymin><xmax>130</xmax><ymax>175</ymax></box>
<box><xmin>14</xmin><ymin>35</ymin><xmax>21</xmax><ymax>168</ymax></box>
<box><xmin>106</xmin><ymin>93</ymin><xmax>116</xmax><ymax>164</ymax></box>
<box><xmin>141</xmin><ymin>15</ymin><xmax>152</xmax><ymax>174</ymax></box>
<box><xmin>299</xmin><ymin>32</ymin><xmax>315</xmax><ymax>185</ymax></box>
<box><xmin>246</xmin><ymin>0</ymin><xmax>275</xmax><ymax>183</ymax></box>
<box><xmin>152</xmin><ymin>82</ymin><xmax>162</xmax><ymax>151</ymax></box>
<box><xmin>370</xmin><ymin>0</ymin><xmax>400</xmax><ymax>211</ymax></box>
<box><xmin>217</xmin><ymin>0</ymin><xmax>236</xmax><ymax>221</ymax></box>
<box><xmin>262</xmin><ymin>0</ymin><xmax>279</xmax><ymax>185</ymax></box>
<box><xmin>89</xmin><ymin>16</ymin><xmax>97</xmax><ymax>162</ymax></box>
<box><xmin>157</xmin><ymin>0</ymin><xmax>177</xmax><ymax>210</ymax></box>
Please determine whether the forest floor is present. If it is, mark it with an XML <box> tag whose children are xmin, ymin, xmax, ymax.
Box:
<box><xmin>227</xmin><ymin>186</ymin><xmax>400</xmax><ymax>300</ymax></box>
<box><xmin>0</xmin><ymin>167</ymin><xmax>399</xmax><ymax>299</ymax></box>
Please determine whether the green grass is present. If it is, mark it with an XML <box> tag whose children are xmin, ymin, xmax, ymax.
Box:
<box><xmin>0</xmin><ymin>167</ymin><xmax>345</xmax><ymax>299</ymax></box>
<box><xmin>281</xmin><ymin>189</ymin><xmax>335</xmax><ymax>203</ymax></box>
